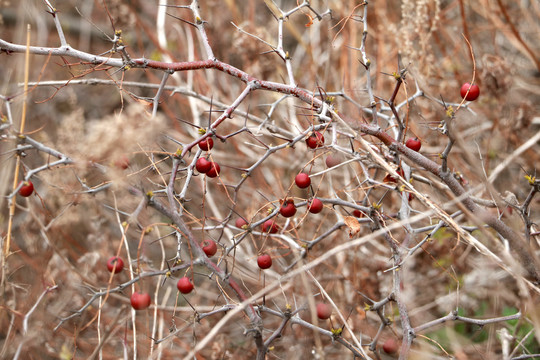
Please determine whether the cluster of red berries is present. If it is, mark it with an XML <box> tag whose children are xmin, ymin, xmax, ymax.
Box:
<box><xmin>195</xmin><ymin>136</ymin><xmax>220</xmax><ymax>178</ymax></box>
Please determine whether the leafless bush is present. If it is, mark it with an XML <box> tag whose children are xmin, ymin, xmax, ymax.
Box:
<box><xmin>1</xmin><ymin>1</ymin><xmax>539</xmax><ymax>359</ymax></box>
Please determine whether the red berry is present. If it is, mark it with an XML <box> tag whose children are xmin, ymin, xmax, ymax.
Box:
<box><xmin>460</xmin><ymin>82</ymin><xmax>480</xmax><ymax>101</ymax></box>
<box><xmin>18</xmin><ymin>181</ymin><xmax>34</xmax><ymax>197</ymax></box>
<box><xmin>130</xmin><ymin>291</ymin><xmax>151</xmax><ymax>310</ymax></box>
<box><xmin>308</xmin><ymin>198</ymin><xmax>323</xmax><ymax>214</ymax></box>
<box><xmin>201</xmin><ymin>239</ymin><xmax>218</xmax><ymax>257</ymax></box>
<box><xmin>235</xmin><ymin>217</ymin><xmax>248</xmax><ymax>228</ymax></box>
<box><xmin>405</xmin><ymin>138</ymin><xmax>421</xmax><ymax>152</ymax></box>
<box><xmin>280</xmin><ymin>199</ymin><xmax>297</xmax><ymax>218</ymax></box>
<box><xmin>352</xmin><ymin>209</ymin><xmax>364</xmax><ymax>218</ymax></box>
<box><xmin>316</xmin><ymin>303</ymin><xmax>332</xmax><ymax>320</ymax></box>
<box><xmin>198</xmin><ymin>137</ymin><xmax>214</xmax><ymax>151</ymax></box>
<box><xmin>206</xmin><ymin>162</ymin><xmax>220</xmax><ymax>178</ymax></box>
<box><xmin>114</xmin><ymin>154</ymin><xmax>130</xmax><ymax>169</ymax></box>
<box><xmin>382</xmin><ymin>338</ymin><xmax>398</xmax><ymax>354</ymax></box>
<box><xmin>257</xmin><ymin>254</ymin><xmax>272</xmax><ymax>269</ymax></box>
<box><xmin>195</xmin><ymin>157</ymin><xmax>212</xmax><ymax>173</ymax></box>
<box><xmin>306</xmin><ymin>131</ymin><xmax>325</xmax><ymax>149</ymax></box>
<box><xmin>177</xmin><ymin>277</ymin><xmax>194</xmax><ymax>294</ymax></box>
<box><xmin>106</xmin><ymin>256</ymin><xmax>124</xmax><ymax>274</ymax></box>
<box><xmin>295</xmin><ymin>173</ymin><xmax>311</xmax><ymax>188</ymax></box>
<box><xmin>262</xmin><ymin>219</ymin><xmax>279</xmax><ymax>234</ymax></box>
<box><xmin>383</xmin><ymin>168</ymin><xmax>404</xmax><ymax>183</ymax></box>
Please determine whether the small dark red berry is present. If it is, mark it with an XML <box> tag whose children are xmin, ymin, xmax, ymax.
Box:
<box><xmin>295</xmin><ymin>173</ymin><xmax>311</xmax><ymax>188</ymax></box>
<box><xmin>262</xmin><ymin>219</ymin><xmax>279</xmax><ymax>234</ymax></box>
<box><xmin>206</xmin><ymin>162</ymin><xmax>220</xmax><ymax>178</ymax></box>
<box><xmin>198</xmin><ymin>137</ymin><xmax>214</xmax><ymax>151</ymax></box>
<box><xmin>177</xmin><ymin>277</ymin><xmax>194</xmax><ymax>294</ymax></box>
<box><xmin>352</xmin><ymin>209</ymin><xmax>364</xmax><ymax>218</ymax></box>
<box><xmin>201</xmin><ymin>239</ymin><xmax>218</xmax><ymax>257</ymax></box>
<box><xmin>306</xmin><ymin>131</ymin><xmax>325</xmax><ymax>149</ymax></box>
<box><xmin>316</xmin><ymin>303</ymin><xmax>332</xmax><ymax>320</ymax></box>
<box><xmin>235</xmin><ymin>218</ymin><xmax>248</xmax><ymax>228</ymax></box>
<box><xmin>383</xmin><ymin>338</ymin><xmax>398</xmax><ymax>354</ymax></box>
<box><xmin>107</xmin><ymin>256</ymin><xmax>124</xmax><ymax>274</ymax></box>
<box><xmin>383</xmin><ymin>168</ymin><xmax>404</xmax><ymax>183</ymax></box>
<box><xmin>460</xmin><ymin>82</ymin><xmax>480</xmax><ymax>101</ymax></box>
<box><xmin>308</xmin><ymin>198</ymin><xmax>323</xmax><ymax>214</ymax></box>
<box><xmin>405</xmin><ymin>138</ymin><xmax>421</xmax><ymax>152</ymax></box>
<box><xmin>114</xmin><ymin>154</ymin><xmax>130</xmax><ymax>169</ymax></box>
<box><xmin>280</xmin><ymin>199</ymin><xmax>297</xmax><ymax>217</ymax></box>
<box><xmin>257</xmin><ymin>254</ymin><xmax>272</xmax><ymax>269</ymax></box>
<box><xmin>195</xmin><ymin>157</ymin><xmax>212</xmax><ymax>173</ymax></box>
<box><xmin>18</xmin><ymin>181</ymin><xmax>34</xmax><ymax>197</ymax></box>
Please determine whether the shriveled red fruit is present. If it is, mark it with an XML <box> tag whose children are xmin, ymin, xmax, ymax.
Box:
<box><xmin>382</xmin><ymin>338</ymin><xmax>398</xmax><ymax>354</ymax></box>
<box><xmin>295</xmin><ymin>173</ymin><xmax>311</xmax><ymax>188</ymax></box>
<box><xmin>306</xmin><ymin>131</ymin><xmax>325</xmax><ymax>149</ymax></box>
<box><xmin>206</xmin><ymin>162</ymin><xmax>220</xmax><ymax>178</ymax></box>
<box><xmin>325</xmin><ymin>154</ymin><xmax>341</xmax><ymax>168</ymax></box>
<box><xmin>201</xmin><ymin>239</ymin><xmax>218</xmax><ymax>257</ymax></box>
<box><xmin>308</xmin><ymin>198</ymin><xmax>323</xmax><ymax>214</ymax></box>
<box><xmin>257</xmin><ymin>254</ymin><xmax>272</xmax><ymax>269</ymax></box>
<box><xmin>405</xmin><ymin>138</ymin><xmax>421</xmax><ymax>152</ymax></box>
<box><xmin>130</xmin><ymin>292</ymin><xmax>151</xmax><ymax>310</ymax></box>
<box><xmin>235</xmin><ymin>218</ymin><xmax>248</xmax><ymax>228</ymax></box>
<box><xmin>177</xmin><ymin>277</ymin><xmax>194</xmax><ymax>294</ymax></box>
<box><xmin>198</xmin><ymin>137</ymin><xmax>214</xmax><ymax>151</ymax></box>
<box><xmin>196</xmin><ymin>157</ymin><xmax>212</xmax><ymax>173</ymax></box>
<box><xmin>262</xmin><ymin>219</ymin><xmax>279</xmax><ymax>234</ymax></box>
<box><xmin>18</xmin><ymin>181</ymin><xmax>34</xmax><ymax>197</ymax></box>
<box><xmin>316</xmin><ymin>303</ymin><xmax>332</xmax><ymax>320</ymax></box>
<box><xmin>460</xmin><ymin>82</ymin><xmax>480</xmax><ymax>101</ymax></box>
<box><xmin>280</xmin><ymin>199</ymin><xmax>297</xmax><ymax>218</ymax></box>
<box><xmin>106</xmin><ymin>256</ymin><xmax>124</xmax><ymax>274</ymax></box>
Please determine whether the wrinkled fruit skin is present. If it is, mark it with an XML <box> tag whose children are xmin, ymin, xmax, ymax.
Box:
<box><xmin>316</xmin><ymin>303</ymin><xmax>332</xmax><ymax>320</ymax></box>
<box><xmin>262</xmin><ymin>219</ymin><xmax>279</xmax><ymax>234</ymax></box>
<box><xmin>206</xmin><ymin>162</ymin><xmax>221</xmax><ymax>177</ymax></box>
<box><xmin>257</xmin><ymin>254</ymin><xmax>272</xmax><ymax>269</ymax></box>
<box><xmin>107</xmin><ymin>256</ymin><xmax>124</xmax><ymax>274</ymax></box>
<box><xmin>382</xmin><ymin>338</ymin><xmax>398</xmax><ymax>354</ymax></box>
<box><xmin>325</xmin><ymin>154</ymin><xmax>341</xmax><ymax>168</ymax></box>
<box><xmin>280</xmin><ymin>200</ymin><xmax>297</xmax><ymax>217</ymax></box>
<box><xmin>131</xmin><ymin>292</ymin><xmax>151</xmax><ymax>310</ymax></box>
<box><xmin>306</xmin><ymin>131</ymin><xmax>325</xmax><ymax>149</ymax></box>
<box><xmin>295</xmin><ymin>173</ymin><xmax>311</xmax><ymax>188</ymax></box>
<box><xmin>19</xmin><ymin>181</ymin><xmax>34</xmax><ymax>197</ymax></box>
<box><xmin>198</xmin><ymin>137</ymin><xmax>214</xmax><ymax>151</ymax></box>
<box><xmin>201</xmin><ymin>239</ymin><xmax>218</xmax><ymax>257</ymax></box>
<box><xmin>460</xmin><ymin>82</ymin><xmax>480</xmax><ymax>101</ymax></box>
<box><xmin>196</xmin><ymin>157</ymin><xmax>212</xmax><ymax>173</ymax></box>
<box><xmin>177</xmin><ymin>277</ymin><xmax>194</xmax><ymax>294</ymax></box>
<box><xmin>405</xmin><ymin>138</ymin><xmax>421</xmax><ymax>152</ymax></box>
<box><xmin>308</xmin><ymin>198</ymin><xmax>323</xmax><ymax>214</ymax></box>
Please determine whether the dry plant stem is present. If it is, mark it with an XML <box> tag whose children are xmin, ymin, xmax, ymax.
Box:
<box><xmin>260</xmin><ymin>306</ymin><xmax>366</xmax><ymax>358</ymax></box>
<box><xmin>495</xmin><ymin>0</ymin><xmax>540</xmax><ymax>72</ymax></box>
<box><xmin>143</xmin><ymin>190</ymin><xmax>262</xmax><ymax>328</ymax></box>
<box><xmin>413</xmin><ymin>310</ymin><xmax>521</xmax><ymax>333</ymax></box>
<box><xmin>352</xmin><ymin>116</ymin><xmax>540</xmax><ymax>283</ymax></box>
